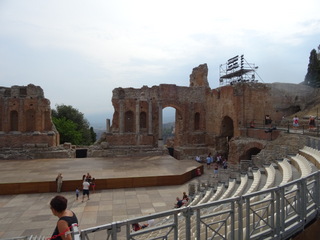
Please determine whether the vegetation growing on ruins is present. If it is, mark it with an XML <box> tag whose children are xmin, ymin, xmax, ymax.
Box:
<box><xmin>304</xmin><ymin>45</ymin><xmax>320</xmax><ymax>88</ymax></box>
<box><xmin>52</xmin><ymin>104</ymin><xmax>96</xmax><ymax>145</ymax></box>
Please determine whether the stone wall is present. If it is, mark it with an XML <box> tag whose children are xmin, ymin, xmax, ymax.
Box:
<box><xmin>99</xmin><ymin>65</ymin><xmax>316</xmax><ymax>165</ymax></box>
<box><xmin>101</xmin><ymin>84</ymin><xmax>208</xmax><ymax>147</ymax></box>
<box><xmin>0</xmin><ymin>84</ymin><xmax>59</xmax><ymax>148</ymax></box>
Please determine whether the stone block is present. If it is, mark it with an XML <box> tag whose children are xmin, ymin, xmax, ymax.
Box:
<box><xmin>23</xmin><ymin>143</ymin><xmax>35</xmax><ymax>148</ymax></box>
<box><xmin>101</xmin><ymin>142</ymin><xmax>109</xmax><ymax>149</ymax></box>
<box><xmin>63</xmin><ymin>142</ymin><xmax>72</xmax><ymax>149</ymax></box>
<box><xmin>36</xmin><ymin>143</ymin><xmax>48</xmax><ymax>148</ymax></box>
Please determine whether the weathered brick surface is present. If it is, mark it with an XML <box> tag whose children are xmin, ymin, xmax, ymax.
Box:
<box><xmin>0</xmin><ymin>84</ymin><xmax>59</xmax><ymax>148</ymax></box>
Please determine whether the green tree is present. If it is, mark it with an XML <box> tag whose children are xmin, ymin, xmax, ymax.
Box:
<box><xmin>52</xmin><ymin>104</ymin><xmax>96</xmax><ymax>145</ymax></box>
<box><xmin>304</xmin><ymin>48</ymin><xmax>320</xmax><ymax>88</ymax></box>
<box><xmin>52</xmin><ymin>117</ymin><xmax>82</xmax><ymax>145</ymax></box>
<box><xmin>90</xmin><ymin>127</ymin><xmax>97</xmax><ymax>143</ymax></box>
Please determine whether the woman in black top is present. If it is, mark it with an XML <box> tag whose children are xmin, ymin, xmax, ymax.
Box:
<box><xmin>50</xmin><ymin>195</ymin><xmax>78</xmax><ymax>240</ymax></box>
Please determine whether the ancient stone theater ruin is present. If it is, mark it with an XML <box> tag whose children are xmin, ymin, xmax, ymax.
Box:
<box><xmin>97</xmin><ymin>63</ymin><xmax>317</xmax><ymax>166</ymax></box>
<box><xmin>0</xmin><ymin>64</ymin><xmax>318</xmax><ymax>166</ymax></box>
<box><xmin>0</xmin><ymin>84</ymin><xmax>59</xmax><ymax>149</ymax></box>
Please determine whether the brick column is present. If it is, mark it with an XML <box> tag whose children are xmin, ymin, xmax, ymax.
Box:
<box><xmin>136</xmin><ymin>99</ymin><xmax>140</xmax><ymax>134</ymax></box>
<box><xmin>119</xmin><ymin>99</ymin><xmax>124</xmax><ymax>134</ymax></box>
<box><xmin>158</xmin><ymin>101</ymin><xmax>162</xmax><ymax>140</ymax></box>
<box><xmin>148</xmin><ymin>99</ymin><xmax>153</xmax><ymax>135</ymax></box>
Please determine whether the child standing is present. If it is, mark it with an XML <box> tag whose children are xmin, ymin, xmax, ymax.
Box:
<box><xmin>91</xmin><ymin>178</ymin><xmax>96</xmax><ymax>193</ymax></box>
<box><xmin>76</xmin><ymin>188</ymin><xmax>79</xmax><ymax>200</ymax></box>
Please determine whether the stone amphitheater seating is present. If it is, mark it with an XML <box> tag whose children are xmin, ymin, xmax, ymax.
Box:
<box><xmin>208</xmin><ymin>183</ymin><xmax>224</xmax><ymax>202</ymax></box>
<box><xmin>260</xmin><ymin>164</ymin><xmax>276</xmax><ymax>190</ymax></box>
<box><xmin>220</xmin><ymin>178</ymin><xmax>236</xmax><ymax>199</ymax></box>
<box><xmin>197</xmin><ymin>188</ymin><xmax>214</xmax><ymax>205</ymax></box>
<box><xmin>290</xmin><ymin>154</ymin><xmax>312</xmax><ymax>177</ymax></box>
<box><xmin>231</xmin><ymin>173</ymin><xmax>248</xmax><ymax>197</ymax></box>
<box><xmin>277</xmin><ymin>158</ymin><xmax>293</xmax><ymax>185</ymax></box>
<box><xmin>117</xmin><ymin>145</ymin><xmax>320</xmax><ymax>239</ymax></box>
<box><xmin>299</xmin><ymin>146</ymin><xmax>320</xmax><ymax>168</ymax></box>
<box><xmin>158</xmin><ymin>146</ymin><xmax>320</xmax><ymax>240</ymax></box>
<box><xmin>192</xmin><ymin>147</ymin><xmax>320</xmax><ymax>240</ymax></box>
<box><xmin>245</xmin><ymin>168</ymin><xmax>261</xmax><ymax>194</ymax></box>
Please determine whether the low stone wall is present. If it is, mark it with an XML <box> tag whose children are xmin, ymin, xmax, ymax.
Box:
<box><xmin>0</xmin><ymin>132</ymin><xmax>58</xmax><ymax>148</ymax></box>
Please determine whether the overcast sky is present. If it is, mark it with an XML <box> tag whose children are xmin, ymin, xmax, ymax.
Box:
<box><xmin>0</xmin><ymin>0</ymin><xmax>319</xmax><ymax>127</ymax></box>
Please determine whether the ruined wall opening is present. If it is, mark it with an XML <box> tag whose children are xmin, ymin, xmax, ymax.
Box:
<box><xmin>140</xmin><ymin>112</ymin><xmax>147</xmax><ymax>129</ymax></box>
<box><xmin>240</xmin><ymin>147</ymin><xmax>262</xmax><ymax>160</ymax></box>
<box><xmin>125</xmin><ymin>110</ymin><xmax>134</xmax><ymax>132</ymax></box>
<box><xmin>10</xmin><ymin>110</ymin><xmax>18</xmax><ymax>131</ymax></box>
<box><xmin>163</xmin><ymin>107</ymin><xmax>175</xmax><ymax>156</ymax></box>
<box><xmin>76</xmin><ymin>149</ymin><xmax>88</xmax><ymax>158</ymax></box>
<box><xmin>194</xmin><ymin>112</ymin><xmax>200</xmax><ymax>130</ymax></box>
<box><xmin>220</xmin><ymin>116</ymin><xmax>234</xmax><ymax>140</ymax></box>
<box><xmin>26</xmin><ymin>109</ymin><xmax>36</xmax><ymax>132</ymax></box>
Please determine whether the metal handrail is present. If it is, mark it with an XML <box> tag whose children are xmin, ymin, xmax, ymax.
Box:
<box><xmin>75</xmin><ymin>170</ymin><xmax>320</xmax><ymax>240</ymax></box>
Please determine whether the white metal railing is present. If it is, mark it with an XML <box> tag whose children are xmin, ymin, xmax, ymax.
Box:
<box><xmin>74</xmin><ymin>171</ymin><xmax>319</xmax><ymax>240</ymax></box>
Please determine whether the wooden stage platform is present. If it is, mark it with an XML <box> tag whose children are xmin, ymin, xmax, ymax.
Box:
<box><xmin>0</xmin><ymin>155</ymin><xmax>203</xmax><ymax>195</ymax></box>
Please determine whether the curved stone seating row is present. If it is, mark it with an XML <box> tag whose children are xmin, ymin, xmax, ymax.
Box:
<box><xmin>278</xmin><ymin>158</ymin><xmax>293</xmax><ymax>185</ymax></box>
<box><xmin>194</xmin><ymin>146</ymin><xmax>319</xmax><ymax>240</ymax></box>
<box><xmin>220</xmin><ymin>178</ymin><xmax>236</xmax><ymax>199</ymax></box>
<box><xmin>260</xmin><ymin>164</ymin><xmax>275</xmax><ymax>191</ymax></box>
<box><xmin>245</xmin><ymin>168</ymin><xmax>261</xmax><ymax>194</ymax></box>
<box><xmin>208</xmin><ymin>183</ymin><xmax>224</xmax><ymax>202</ymax></box>
<box><xmin>134</xmin><ymin>146</ymin><xmax>319</xmax><ymax>240</ymax></box>
<box><xmin>188</xmin><ymin>194</ymin><xmax>201</xmax><ymax>206</ymax></box>
<box><xmin>299</xmin><ymin>146</ymin><xmax>320</xmax><ymax>169</ymax></box>
<box><xmin>197</xmin><ymin>188</ymin><xmax>214</xmax><ymax>205</ymax></box>
<box><xmin>290</xmin><ymin>154</ymin><xmax>312</xmax><ymax>178</ymax></box>
<box><xmin>231</xmin><ymin>173</ymin><xmax>248</xmax><ymax>197</ymax></box>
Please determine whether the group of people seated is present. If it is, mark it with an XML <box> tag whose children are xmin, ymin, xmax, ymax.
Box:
<box><xmin>174</xmin><ymin>192</ymin><xmax>189</xmax><ymax>208</ymax></box>
<box><xmin>131</xmin><ymin>218</ymin><xmax>155</xmax><ymax>231</ymax></box>
<box><xmin>131</xmin><ymin>192</ymin><xmax>190</xmax><ymax>232</ymax></box>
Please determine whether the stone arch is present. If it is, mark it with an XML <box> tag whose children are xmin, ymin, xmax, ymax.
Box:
<box><xmin>125</xmin><ymin>110</ymin><xmax>134</xmax><ymax>132</ymax></box>
<box><xmin>237</xmin><ymin>141</ymin><xmax>265</xmax><ymax>167</ymax></box>
<box><xmin>26</xmin><ymin>109</ymin><xmax>36</xmax><ymax>132</ymax></box>
<box><xmin>194</xmin><ymin>112</ymin><xmax>200</xmax><ymax>130</ymax></box>
<box><xmin>162</xmin><ymin>104</ymin><xmax>183</xmax><ymax>145</ymax></box>
<box><xmin>240</xmin><ymin>147</ymin><xmax>262</xmax><ymax>161</ymax></box>
<box><xmin>112</xmin><ymin>111</ymin><xmax>119</xmax><ymax>130</ymax></box>
<box><xmin>140</xmin><ymin>111</ymin><xmax>147</xmax><ymax>129</ymax></box>
<box><xmin>220</xmin><ymin>116</ymin><xmax>234</xmax><ymax>139</ymax></box>
<box><xmin>10</xmin><ymin>110</ymin><xmax>19</xmax><ymax>131</ymax></box>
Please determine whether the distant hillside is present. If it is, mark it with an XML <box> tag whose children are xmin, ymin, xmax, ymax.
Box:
<box><xmin>290</xmin><ymin>88</ymin><xmax>320</xmax><ymax>119</ymax></box>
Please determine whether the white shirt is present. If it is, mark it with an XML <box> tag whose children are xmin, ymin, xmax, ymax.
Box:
<box><xmin>83</xmin><ymin>181</ymin><xmax>90</xmax><ymax>190</ymax></box>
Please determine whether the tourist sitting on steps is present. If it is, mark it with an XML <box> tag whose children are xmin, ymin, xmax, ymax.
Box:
<box><xmin>174</xmin><ymin>197</ymin><xmax>184</xmax><ymax>208</ymax></box>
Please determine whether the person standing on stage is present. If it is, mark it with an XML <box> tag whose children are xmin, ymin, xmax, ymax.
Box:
<box><xmin>56</xmin><ymin>173</ymin><xmax>63</xmax><ymax>193</ymax></box>
<box><xmin>82</xmin><ymin>180</ymin><xmax>90</xmax><ymax>202</ymax></box>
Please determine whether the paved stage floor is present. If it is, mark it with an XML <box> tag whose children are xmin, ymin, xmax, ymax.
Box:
<box><xmin>0</xmin><ymin>155</ymin><xmax>200</xmax><ymax>183</ymax></box>
<box><xmin>0</xmin><ymin>155</ymin><xmax>208</xmax><ymax>239</ymax></box>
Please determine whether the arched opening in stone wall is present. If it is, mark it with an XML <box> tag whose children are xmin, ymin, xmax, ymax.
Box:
<box><xmin>194</xmin><ymin>112</ymin><xmax>200</xmax><ymax>130</ymax></box>
<box><xmin>220</xmin><ymin>116</ymin><xmax>234</xmax><ymax>140</ymax></box>
<box><xmin>286</xmin><ymin>105</ymin><xmax>301</xmax><ymax>116</ymax></box>
<box><xmin>163</xmin><ymin>107</ymin><xmax>175</xmax><ymax>156</ymax></box>
<box><xmin>125</xmin><ymin>110</ymin><xmax>134</xmax><ymax>132</ymax></box>
<box><xmin>240</xmin><ymin>147</ymin><xmax>262</xmax><ymax>160</ymax></box>
<box><xmin>10</xmin><ymin>110</ymin><xmax>18</xmax><ymax>131</ymax></box>
<box><xmin>26</xmin><ymin>109</ymin><xmax>36</xmax><ymax>132</ymax></box>
<box><xmin>140</xmin><ymin>112</ymin><xmax>147</xmax><ymax>129</ymax></box>
<box><xmin>44</xmin><ymin>110</ymin><xmax>52</xmax><ymax>131</ymax></box>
